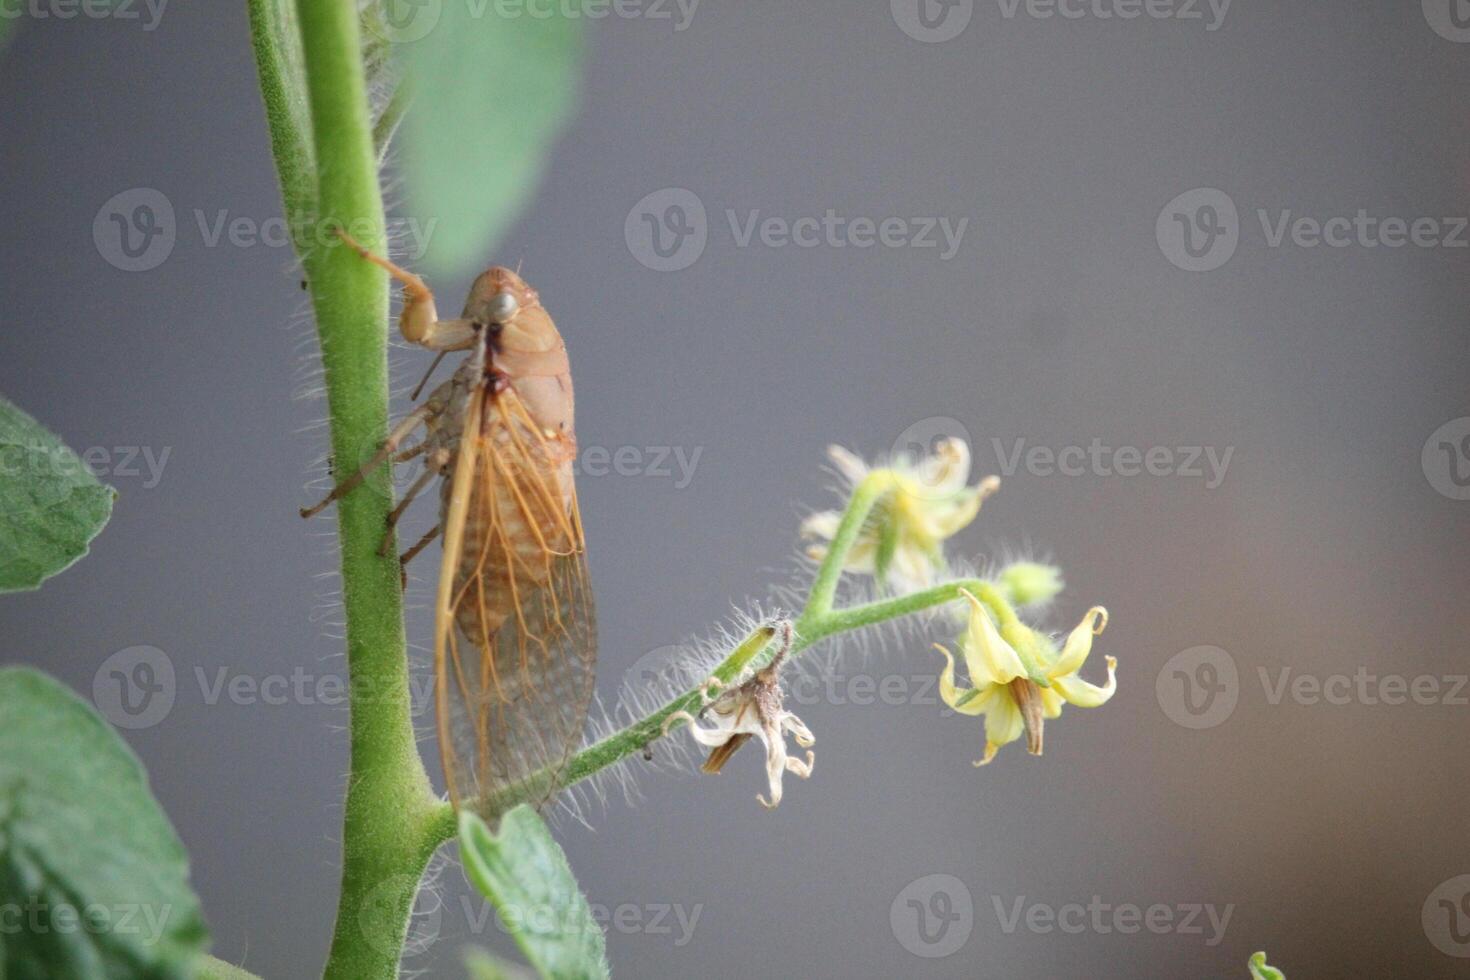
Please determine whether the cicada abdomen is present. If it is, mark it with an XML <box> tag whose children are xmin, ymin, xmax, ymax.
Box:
<box><xmin>435</xmin><ymin>268</ymin><xmax>597</xmax><ymax>815</ymax></box>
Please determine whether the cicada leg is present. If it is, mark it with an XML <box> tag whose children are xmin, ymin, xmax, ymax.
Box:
<box><xmin>396</xmin><ymin>523</ymin><xmax>442</xmax><ymax>588</ymax></box>
<box><xmin>334</xmin><ymin>229</ymin><xmax>477</xmax><ymax>351</ymax></box>
<box><xmin>299</xmin><ymin>403</ymin><xmax>436</xmax><ymax>519</ymax></box>
<box><xmin>378</xmin><ymin>467</ymin><xmax>439</xmax><ymax>556</ymax></box>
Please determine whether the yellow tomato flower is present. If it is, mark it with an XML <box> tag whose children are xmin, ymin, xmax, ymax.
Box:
<box><xmin>936</xmin><ymin>588</ymin><xmax>1115</xmax><ymax>766</ymax></box>
<box><xmin>801</xmin><ymin>439</ymin><xmax>1000</xmax><ymax>592</ymax></box>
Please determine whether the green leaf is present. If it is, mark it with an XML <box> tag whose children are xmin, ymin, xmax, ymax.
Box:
<box><xmin>398</xmin><ymin>4</ymin><xmax>584</xmax><ymax>277</ymax></box>
<box><xmin>1249</xmin><ymin>951</ymin><xmax>1285</xmax><ymax>980</ymax></box>
<box><xmin>458</xmin><ymin>807</ymin><xmax>608</xmax><ymax>980</ymax></box>
<box><xmin>0</xmin><ymin>396</ymin><xmax>114</xmax><ymax>593</ymax></box>
<box><xmin>0</xmin><ymin>668</ymin><xmax>209</xmax><ymax>977</ymax></box>
<box><xmin>464</xmin><ymin>947</ymin><xmax>535</xmax><ymax>980</ymax></box>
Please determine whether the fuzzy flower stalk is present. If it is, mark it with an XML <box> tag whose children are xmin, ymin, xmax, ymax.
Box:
<box><xmin>652</xmin><ymin>437</ymin><xmax>1117</xmax><ymax>808</ymax></box>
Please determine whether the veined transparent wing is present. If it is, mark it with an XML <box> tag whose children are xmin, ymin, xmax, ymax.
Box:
<box><xmin>434</xmin><ymin>382</ymin><xmax>596</xmax><ymax>815</ymax></box>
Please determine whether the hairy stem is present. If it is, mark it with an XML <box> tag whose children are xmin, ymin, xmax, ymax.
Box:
<box><xmin>442</xmin><ymin>469</ymin><xmax>1018</xmax><ymax>841</ymax></box>
<box><xmin>249</xmin><ymin>1</ymin><xmax>445</xmax><ymax>976</ymax></box>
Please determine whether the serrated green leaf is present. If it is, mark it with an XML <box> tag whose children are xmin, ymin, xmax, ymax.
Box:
<box><xmin>398</xmin><ymin>4</ymin><xmax>584</xmax><ymax>277</ymax></box>
<box><xmin>1249</xmin><ymin>951</ymin><xmax>1285</xmax><ymax>979</ymax></box>
<box><xmin>0</xmin><ymin>396</ymin><xmax>114</xmax><ymax>593</ymax></box>
<box><xmin>459</xmin><ymin>807</ymin><xmax>608</xmax><ymax>980</ymax></box>
<box><xmin>0</xmin><ymin>668</ymin><xmax>209</xmax><ymax>977</ymax></box>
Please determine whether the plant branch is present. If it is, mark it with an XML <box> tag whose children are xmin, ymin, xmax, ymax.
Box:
<box><xmin>444</xmin><ymin>471</ymin><xmax>1019</xmax><ymax>837</ymax></box>
<box><xmin>250</xmin><ymin>1</ymin><xmax>446</xmax><ymax>976</ymax></box>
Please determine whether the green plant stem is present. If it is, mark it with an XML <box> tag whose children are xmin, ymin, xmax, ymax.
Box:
<box><xmin>251</xmin><ymin>4</ymin><xmax>1022</xmax><ymax>962</ymax></box>
<box><xmin>250</xmin><ymin>1</ymin><xmax>447</xmax><ymax>976</ymax></box>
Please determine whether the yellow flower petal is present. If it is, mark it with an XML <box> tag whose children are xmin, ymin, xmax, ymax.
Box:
<box><xmin>935</xmin><ymin>645</ymin><xmax>988</xmax><ymax>716</ymax></box>
<box><xmin>982</xmin><ymin>690</ymin><xmax>1024</xmax><ymax>751</ymax></box>
<box><xmin>799</xmin><ymin>510</ymin><xmax>842</xmax><ymax>541</ymax></box>
<box><xmin>827</xmin><ymin>444</ymin><xmax>869</xmax><ymax>484</ymax></box>
<box><xmin>1049</xmin><ymin>606</ymin><xmax>1108</xmax><ymax>679</ymax></box>
<box><xmin>1051</xmin><ymin>655</ymin><xmax>1118</xmax><ymax>708</ymax></box>
<box><xmin>1039</xmin><ymin>686</ymin><xmax>1065</xmax><ymax>720</ymax></box>
<box><xmin>959</xmin><ymin>590</ymin><xmax>1026</xmax><ymax>686</ymax></box>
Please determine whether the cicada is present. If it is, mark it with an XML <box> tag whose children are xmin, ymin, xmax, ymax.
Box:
<box><xmin>302</xmin><ymin>232</ymin><xmax>596</xmax><ymax>815</ymax></box>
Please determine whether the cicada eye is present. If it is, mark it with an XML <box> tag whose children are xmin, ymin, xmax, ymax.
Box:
<box><xmin>488</xmin><ymin>291</ymin><xmax>519</xmax><ymax>324</ymax></box>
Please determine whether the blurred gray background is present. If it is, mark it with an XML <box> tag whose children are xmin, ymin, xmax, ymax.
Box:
<box><xmin>4</xmin><ymin>2</ymin><xmax>1470</xmax><ymax>977</ymax></box>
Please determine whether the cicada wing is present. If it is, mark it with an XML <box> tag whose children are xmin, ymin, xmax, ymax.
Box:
<box><xmin>434</xmin><ymin>385</ymin><xmax>597</xmax><ymax>816</ymax></box>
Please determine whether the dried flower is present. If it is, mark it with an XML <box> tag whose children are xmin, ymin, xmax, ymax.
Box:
<box><xmin>936</xmin><ymin>588</ymin><xmax>1116</xmax><ymax>766</ymax></box>
<box><xmin>662</xmin><ymin>624</ymin><xmax>814</xmax><ymax>808</ymax></box>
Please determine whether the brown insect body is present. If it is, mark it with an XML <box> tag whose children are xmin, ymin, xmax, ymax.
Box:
<box><xmin>432</xmin><ymin>269</ymin><xmax>595</xmax><ymax>813</ymax></box>
<box><xmin>303</xmin><ymin>241</ymin><xmax>596</xmax><ymax>818</ymax></box>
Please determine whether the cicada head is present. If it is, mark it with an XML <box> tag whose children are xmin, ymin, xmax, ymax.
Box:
<box><xmin>463</xmin><ymin>266</ymin><xmax>562</xmax><ymax>355</ymax></box>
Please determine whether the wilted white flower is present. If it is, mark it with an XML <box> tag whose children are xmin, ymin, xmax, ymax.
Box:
<box><xmin>662</xmin><ymin>625</ymin><xmax>814</xmax><ymax>808</ymax></box>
